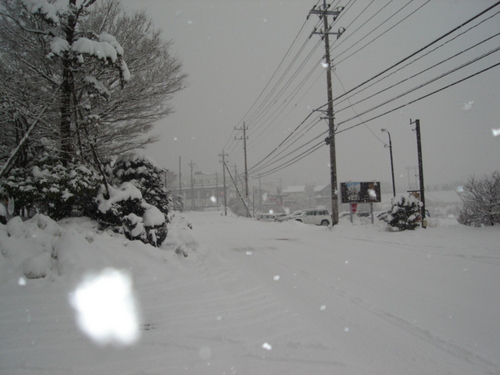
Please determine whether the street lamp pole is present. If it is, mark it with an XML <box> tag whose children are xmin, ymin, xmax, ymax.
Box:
<box><xmin>381</xmin><ymin>129</ymin><xmax>396</xmax><ymax>197</ymax></box>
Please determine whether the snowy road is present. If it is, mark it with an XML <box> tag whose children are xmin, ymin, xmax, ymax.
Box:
<box><xmin>149</xmin><ymin>212</ymin><xmax>500</xmax><ymax>374</ymax></box>
<box><xmin>1</xmin><ymin>211</ymin><xmax>499</xmax><ymax>374</ymax></box>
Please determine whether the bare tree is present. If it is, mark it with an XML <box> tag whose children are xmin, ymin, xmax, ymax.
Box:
<box><xmin>458</xmin><ymin>171</ymin><xmax>500</xmax><ymax>226</ymax></box>
<box><xmin>78</xmin><ymin>0</ymin><xmax>187</xmax><ymax>158</ymax></box>
<box><xmin>0</xmin><ymin>0</ymin><xmax>186</xmax><ymax>170</ymax></box>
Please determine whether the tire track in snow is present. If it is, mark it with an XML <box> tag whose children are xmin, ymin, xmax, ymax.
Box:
<box><xmin>329</xmin><ymin>285</ymin><xmax>499</xmax><ymax>374</ymax></box>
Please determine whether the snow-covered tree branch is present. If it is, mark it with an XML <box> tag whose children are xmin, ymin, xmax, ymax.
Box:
<box><xmin>0</xmin><ymin>0</ymin><xmax>186</xmax><ymax>168</ymax></box>
<box><xmin>458</xmin><ymin>171</ymin><xmax>500</xmax><ymax>226</ymax></box>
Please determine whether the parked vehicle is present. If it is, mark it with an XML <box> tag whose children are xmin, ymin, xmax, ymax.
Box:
<box><xmin>276</xmin><ymin>210</ymin><xmax>303</xmax><ymax>222</ymax></box>
<box><xmin>282</xmin><ymin>209</ymin><xmax>330</xmax><ymax>226</ymax></box>
<box><xmin>273</xmin><ymin>213</ymin><xmax>287</xmax><ymax>222</ymax></box>
<box><xmin>256</xmin><ymin>213</ymin><xmax>277</xmax><ymax>222</ymax></box>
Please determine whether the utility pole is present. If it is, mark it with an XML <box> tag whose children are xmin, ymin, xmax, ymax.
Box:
<box><xmin>215</xmin><ymin>170</ymin><xmax>219</xmax><ymax>208</ymax></box>
<box><xmin>381</xmin><ymin>128</ymin><xmax>396</xmax><ymax>197</ymax></box>
<box><xmin>178</xmin><ymin>156</ymin><xmax>182</xmax><ymax>197</ymax></box>
<box><xmin>410</xmin><ymin>119</ymin><xmax>426</xmax><ymax>228</ymax></box>
<box><xmin>219</xmin><ymin>151</ymin><xmax>228</xmax><ymax>216</ymax></box>
<box><xmin>225</xmin><ymin>161</ymin><xmax>251</xmax><ymax>218</ymax></box>
<box><xmin>310</xmin><ymin>1</ymin><xmax>344</xmax><ymax>226</ymax></box>
<box><xmin>189</xmin><ymin>160</ymin><xmax>195</xmax><ymax>210</ymax></box>
<box><xmin>235</xmin><ymin>122</ymin><xmax>249</xmax><ymax>198</ymax></box>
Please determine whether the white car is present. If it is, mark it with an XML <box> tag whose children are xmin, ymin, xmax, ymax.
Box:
<box><xmin>288</xmin><ymin>209</ymin><xmax>331</xmax><ymax>226</ymax></box>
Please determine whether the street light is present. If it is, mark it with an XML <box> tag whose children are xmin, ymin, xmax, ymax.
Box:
<box><xmin>381</xmin><ymin>129</ymin><xmax>396</xmax><ymax>197</ymax></box>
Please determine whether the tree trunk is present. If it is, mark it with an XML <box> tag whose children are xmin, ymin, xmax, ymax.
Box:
<box><xmin>60</xmin><ymin>0</ymin><xmax>78</xmax><ymax>162</ymax></box>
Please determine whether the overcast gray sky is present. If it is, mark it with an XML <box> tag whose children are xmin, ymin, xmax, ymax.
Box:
<box><xmin>120</xmin><ymin>0</ymin><xmax>500</xmax><ymax>192</ymax></box>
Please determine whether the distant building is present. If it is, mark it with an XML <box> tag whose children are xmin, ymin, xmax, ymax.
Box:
<box><xmin>175</xmin><ymin>171</ymin><xmax>236</xmax><ymax>211</ymax></box>
<box><xmin>314</xmin><ymin>185</ymin><xmax>331</xmax><ymax>208</ymax></box>
<box><xmin>282</xmin><ymin>185</ymin><xmax>306</xmax><ymax>209</ymax></box>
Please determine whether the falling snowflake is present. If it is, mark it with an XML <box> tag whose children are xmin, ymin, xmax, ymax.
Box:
<box><xmin>262</xmin><ymin>342</ymin><xmax>272</xmax><ymax>350</ymax></box>
<box><xmin>273</xmin><ymin>275</ymin><xmax>280</xmax><ymax>281</ymax></box>
<box><xmin>462</xmin><ymin>100</ymin><xmax>474</xmax><ymax>111</ymax></box>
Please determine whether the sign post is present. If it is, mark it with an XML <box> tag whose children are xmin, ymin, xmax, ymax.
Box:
<box><xmin>341</xmin><ymin>182</ymin><xmax>381</xmax><ymax>223</ymax></box>
<box><xmin>349</xmin><ymin>203</ymin><xmax>358</xmax><ymax>223</ymax></box>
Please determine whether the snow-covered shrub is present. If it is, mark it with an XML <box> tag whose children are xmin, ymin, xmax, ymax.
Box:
<box><xmin>1</xmin><ymin>158</ymin><xmax>101</xmax><ymax>220</ymax></box>
<box><xmin>0</xmin><ymin>203</ymin><xmax>6</xmax><ymax>224</ymax></box>
<box><xmin>89</xmin><ymin>183</ymin><xmax>167</xmax><ymax>247</ymax></box>
<box><xmin>110</xmin><ymin>154</ymin><xmax>170</xmax><ymax>217</ymax></box>
<box><xmin>458</xmin><ymin>171</ymin><xmax>500</xmax><ymax>227</ymax></box>
<box><xmin>173</xmin><ymin>194</ymin><xmax>184</xmax><ymax>212</ymax></box>
<box><xmin>383</xmin><ymin>194</ymin><xmax>422</xmax><ymax>231</ymax></box>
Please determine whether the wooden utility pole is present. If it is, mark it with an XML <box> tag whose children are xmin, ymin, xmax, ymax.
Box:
<box><xmin>179</xmin><ymin>156</ymin><xmax>182</xmax><ymax>197</ymax></box>
<box><xmin>310</xmin><ymin>1</ymin><xmax>344</xmax><ymax>226</ymax></box>
<box><xmin>219</xmin><ymin>151</ymin><xmax>228</xmax><ymax>216</ymax></box>
<box><xmin>411</xmin><ymin>119</ymin><xmax>426</xmax><ymax>227</ymax></box>
<box><xmin>235</xmin><ymin>122</ymin><xmax>249</xmax><ymax>198</ymax></box>
<box><xmin>225</xmin><ymin>161</ymin><xmax>251</xmax><ymax>218</ymax></box>
<box><xmin>189</xmin><ymin>160</ymin><xmax>195</xmax><ymax>210</ymax></box>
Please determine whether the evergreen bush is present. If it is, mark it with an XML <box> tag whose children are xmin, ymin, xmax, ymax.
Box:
<box><xmin>383</xmin><ymin>194</ymin><xmax>422</xmax><ymax>231</ymax></box>
<box><xmin>1</xmin><ymin>157</ymin><xmax>101</xmax><ymax>220</ymax></box>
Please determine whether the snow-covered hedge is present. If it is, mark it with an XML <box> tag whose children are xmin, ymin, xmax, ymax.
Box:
<box><xmin>1</xmin><ymin>158</ymin><xmax>101</xmax><ymax>220</ymax></box>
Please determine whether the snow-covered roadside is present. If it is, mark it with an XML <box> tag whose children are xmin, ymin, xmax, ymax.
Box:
<box><xmin>0</xmin><ymin>211</ymin><xmax>499</xmax><ymax>374</ymax></box>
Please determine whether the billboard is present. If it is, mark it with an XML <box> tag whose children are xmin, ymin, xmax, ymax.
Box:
<box><xmin>340</xmin><ymin>182</ymin><xmax>381</xmax><ymax>203</ymax></box>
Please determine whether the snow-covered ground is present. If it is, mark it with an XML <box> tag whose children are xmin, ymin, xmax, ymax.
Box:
<box><xmin>1</xmin><ymin>209</ymin><xmax>499</xmax><ymax>374</ymax></box>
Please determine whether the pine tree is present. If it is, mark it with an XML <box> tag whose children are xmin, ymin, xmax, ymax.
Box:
<box><xmin>384</xmin><ymin>194</ymin><xmax>422</xmax><ymax>231</ymax></box>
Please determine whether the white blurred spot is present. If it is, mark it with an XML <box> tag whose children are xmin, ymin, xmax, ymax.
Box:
<box><xmin>462</xmin><ymin>100</ymin><xmax>474</xmax><ymax>111</ymax></box>
<box><xmin>216</xmin><ymin>315</ymin><xmax>222</xmax><ymax>321</ymax></box>
<box><xmin>262</xmin><ymin>342</ymin><xmax>272</xmax><ymax>350</ymax></box>
<box><xmin>344</xmin><ymin>327</ymin><xmax>350</xmax><ymax>332</ymax></box>
<box><xmin>210</xmin><ymin>196</ymin><xmax>216</xmax><ymax>203</ymax></box>
<box><xmin>368</xmin><ymin>189</ymin><xmax>377</xmax><ymax>199</ymax></box>
<box><xmin>320</xmin><ymin>305</ymin><xmax>326</xmax><ymax>311</ymax></box>
<box><xmin>69</xmin><ymin>268</ymin><xmax>141</xmax><ymax>346</ymax></box>
<box><xmin>199</xmin><ymin>346</ymin><xmax>211</xmax><ymax>360</ymax></box>
<box><xmin>246</xmin><ymin>251</ymin><xmax>252</xmax><ymax>255</ymax></box>
<box><xmin>321</xmin><ymin>61</ymin><xmax>329</xmax><ymax>68</ymax></box>
<box><xmin>492</xmin><ymin>128</ymin><xmax>500</xmax><ymax>137</ymax></box>
<box><xmin>274</xmin><ymin>275</ymin><xmax>280</xmax><ymax>281</ymax></box>
<box><xmin>18</xmin><ymin>277</ymin><xmax>26</xmax><ymax>286</ymax></box>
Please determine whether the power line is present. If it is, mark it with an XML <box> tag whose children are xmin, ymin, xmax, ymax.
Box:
<box><xmin>318</xmin><ymin>0</ymin><xmax>500</xmax><ymax>111</ymax></box>
<box><xmin>334</xmin><ymin>9</ymin><xmax>500</xmax><ymax>111</ymax></box>
<box><xmin>336</xmin><ymin>45</ymin><xmax>500</xmax><ymax>129</ymax></box>
<box><xmin>336</xmin><ymin>60</ymin><xmax>500</xmax><ymax>135</ymax></box>
<box><xmin>332</xmin><ymin>0</ymin><xmax>413</xmax><ymax>61</ymax></box>
<box><xmin>335</xmin><ymin>29</ymin><xmax>500</xmax><ymax>116</ymax></box>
